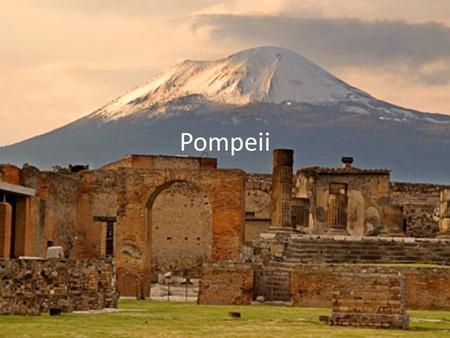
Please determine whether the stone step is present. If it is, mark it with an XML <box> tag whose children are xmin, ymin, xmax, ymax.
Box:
<box><xmin>283</xmin><ymin>258</ymin><xmax>448</xmax><ymax>265</ymax></box>
<box><xmin>288</xmin><ymin>241</ymin><xmax>443</xmax><ymax>249</ymax></box>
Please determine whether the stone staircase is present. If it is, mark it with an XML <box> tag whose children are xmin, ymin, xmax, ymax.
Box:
<box><xmin>282</xmin><ymin>236</ymin><xmax>450</xmax><ymax>265</ymax></box>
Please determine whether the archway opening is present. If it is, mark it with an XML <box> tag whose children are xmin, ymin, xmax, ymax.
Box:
<box><xmin>146</xmin><ymin>181</ymin><xmax>212</xmax><ymax>300</ymax></box>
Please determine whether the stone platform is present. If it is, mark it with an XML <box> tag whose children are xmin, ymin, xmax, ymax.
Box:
<box><xmin>254</xmin><ymin>233</ymin><xmax>450</xmax><ymax>265</ymax></box>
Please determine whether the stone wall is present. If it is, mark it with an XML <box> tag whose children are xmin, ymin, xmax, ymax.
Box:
<box><xmin>245</xmin><ymin>174</ymin><xmax>271</xmax><ymax>242</ymax></box>
<box><xmin>0</xmin><ymin>165</ymin><xmax>81</xmax><ymax>259</ymax></box>
<box><xmin>197</xmin><ymin>263</ymin><xmax>254</xmax><ymax>305</ymax></box>
<box><xmin>21</xmin><ymin>166</ymin><xmax>81</xmax><ymax>258</ymax></box>
<box><xmin>329</xmin><ymin>273</ymin><xmax>408</xmax><ymax>329</ymax></box>
<box><xmin>0</xmin><ymin>164</ymin><xmax>21</xmax><ymax>185</ymax></box>
<box><xmin>198</xmin><ymin>263</ymin><xmax>450</xmax><ymax>310</ymax></box>
<box><xmin>391</xmin><ymin>182</ymin><xmax>449</xmax><ymax>237</ymax></box>
<box><xmin>100</xmin><ymin>154</ymin><xmax>217</xmax><ymax>170</ymax></box>
<box><xmin>0</xmin><ymin>158</ymin><xmax>246</xmax><ymax>297</ymax></box>
<box><xmin>77</xmin><ymin>166</ymin><xmax>245</xmax><ymax>297</ymax></box>
<box><xmin>289</xmin><ymin>265</ymin><xmax>450</xmax><ymax>310</ymax></box>
<box><xmin>0</xmin><ymin>258</ymin><xmax>117</xmax><ymax>315</ymax></box>
<box><xmin>151</xmin><ymin>181</ymin><xmax>212</xmax><ymax>276</ymax></box>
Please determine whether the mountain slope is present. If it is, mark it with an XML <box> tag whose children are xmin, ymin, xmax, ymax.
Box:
<box><xmin>95</xmin><ymin>46</ymin><xmax>372</xmax><ymax>121</ymax></box>
<box><xmin>1</xmin><ymin>47</ymin><xmax>450</xmax><ymax>183</ymax></box>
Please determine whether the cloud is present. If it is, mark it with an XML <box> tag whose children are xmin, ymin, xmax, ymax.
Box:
<box><xmin>24</xmin><ymin>0</ymin><xmax>214</xmax><ymax>17</ymax></box>
<box><xmin>192</xmin><ymin>14</ymin><xmax>450</xmax><ymax>84</ymax></box>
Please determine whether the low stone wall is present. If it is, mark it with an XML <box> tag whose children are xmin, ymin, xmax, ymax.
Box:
<box><xmin>329</xmin><ymin>273</ymin><xmax>408</xmax><ymax>329</ymax></box>
<box><xmin>291</xmin><ymin>265</ymin><xmax>450</xmax><ymax>310</ymax></box>
<box><xmin>198</xmin><ymin>263</ymin><xmax>450</xmax><ymax>310</ymax></box>
<box><xmin>197</xmin><ymin>263</ymin><xmax>253</xmax><ymax>305</ymax></box>
<box><xmin>0</xmin><ymin>258</ymin><xmax>117</xmax><ymax>315</ymax></box>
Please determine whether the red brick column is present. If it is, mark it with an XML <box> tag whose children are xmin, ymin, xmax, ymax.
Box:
<box><xmin>0</xmin><ymin>202</ymin><xmax>12</xmax><ymax>258</ymax></box>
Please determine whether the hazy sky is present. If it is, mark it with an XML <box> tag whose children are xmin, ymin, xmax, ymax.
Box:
<box><xmin>1</xmin><ymin>0</ymin><xmax>450</xmax><ymax>145</ymax></box>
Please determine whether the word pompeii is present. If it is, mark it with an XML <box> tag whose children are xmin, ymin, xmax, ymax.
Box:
<box><xmin>181</xmin><ymin>132</ymin><xmax>270</xmax><ymax>156</ymax></box>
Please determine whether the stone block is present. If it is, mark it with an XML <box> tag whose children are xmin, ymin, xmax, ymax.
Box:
<box><xmin>47</xmin><ymin>246</ymin><xmax>65</xmax><ymax>259</ymax></box>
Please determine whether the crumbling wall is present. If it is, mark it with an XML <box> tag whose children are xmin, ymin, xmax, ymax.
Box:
<box><xmin>21</xmin><ymin>166</ymin><xmax>81</xmax><ymax>258</ymax></box>
<box><xmin>0</xmin><ymin>258</ymin><xmax>117</xmax><ymax>315</ymax></box>
<box><xmin>75</xmin><ymin>170</ymin><xmax>118</xmax><ymax>259</ymax></box>
<box><xmin>100</xmin><ymin>155</ymin><xmax>217</xmax><ymax>170</ymax></box>
<box><xmin>245</xmin><ymin>174</ymin><xmax>271</xmax><ymax>242</ymax></box>
<box><xmin>0</xmin><ymin>165</ymin><xmax>20</xmax><ymax>184</ymax></box>
<box><xmin>391</xmin><ymin>182</ymin><xmax>446</xmax><ymax>237</ymax></box>
<box><xmin>197</xmin><ymin>263</ymin><xmax>253</xmax><ymax>305</ymax></box>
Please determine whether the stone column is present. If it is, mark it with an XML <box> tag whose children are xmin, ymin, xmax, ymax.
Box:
<box><xmin>271</xmin><ymin>149</ymin><xmax>294</xmax><ymax>229</ymax></box>
<box><xmin>0</xmin><ymin>202</ymin><xmax>12</xmax><ymax>258</ymax></box>
<box><xmin>439</xmin><ymin>189</ymin><xmax>450</xmax><ymax>238</ymax></box>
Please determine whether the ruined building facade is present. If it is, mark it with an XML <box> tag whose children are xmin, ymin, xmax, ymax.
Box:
<box><xmin>1</xmin><ymin>152</ymin><xmax>449</xmax><ymax>297</ymax></box>
<box><xmin>0</xmin><ymin>155</ymin><xmax>245</xmax><ymax>296</ymax></box>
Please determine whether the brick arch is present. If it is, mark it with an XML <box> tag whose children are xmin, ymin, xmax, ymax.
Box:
<box><xmin>114</xmin><ymin>168</ymin><xmax>245</xmax><ymax>297</ymax></box>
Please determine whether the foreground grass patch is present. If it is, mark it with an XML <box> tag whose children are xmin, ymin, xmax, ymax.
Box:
<box><xmin>0</xmin><ymin>300</ymin><xmax>449</xmax><ymax>337</ymax></box>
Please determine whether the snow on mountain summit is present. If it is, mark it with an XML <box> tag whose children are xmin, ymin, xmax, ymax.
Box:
<box><xmin>95</xmin><ymin>47</ymin><xmax>372</xmax><ymax>120</ymax></box>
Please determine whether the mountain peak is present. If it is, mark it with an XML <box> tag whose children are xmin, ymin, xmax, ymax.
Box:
<box><xmin>96</xmin><ymin>46</ymin><xmax>371</xmax><ymax>120</ymax></box>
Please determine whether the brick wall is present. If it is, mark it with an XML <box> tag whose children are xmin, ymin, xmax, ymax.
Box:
<box><xmin>0</xmin><ymin>258</ymin><xmax>117</xmax><ymax>315</ymax></box>
<box><xmin>329</xmin><ymin>273</ymin><xmax>408</xmax><ymax>329</ymax></box>
<box><xmin>151</xmin><ymin>181</ymin><xmax>212</xmax><ymax>275</ymax></box>
<box><xmin>245</xmin><ymin>174</ymin><xmax>272</xmax><ymax>242</ymax></box>
<box><xmin>290</xmin><ymin>265</ymin><xmax>450</xmax><ymax>310</ymax></box>
<box><xmin>199</xmin><ymin>263</ymin><xmax>450</xmax><ymax>310</ymax></box>
<box><xmin>198</xmin><ymin>263</ymin><xmax>254</xmax><ymax>305</ymax></box>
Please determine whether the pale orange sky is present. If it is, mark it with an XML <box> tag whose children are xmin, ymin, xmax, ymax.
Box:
<box><xmin>1</xmin><ymin>0</ymin><xmax>450</xmax><ymax>145</ymax></box>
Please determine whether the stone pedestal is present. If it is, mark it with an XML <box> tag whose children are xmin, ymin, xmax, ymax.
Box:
<box><xmin>47</xmin><ymin>246</ymin><xmax>65</xmax><ymax>259</ymax></box>
<box><xmin>439</xmin><ymin>189</ymin><xmax>450</xmax><ymax>238</ymax></box>
<box><xmin>271</xmin><ymin>149</ymin><xmax>295</xmax><ymax>230</ymax></box>
<box><xmin>0</xmin><ymin>202</ymin><xmax>12</xmax><ymax>258</ymax></box>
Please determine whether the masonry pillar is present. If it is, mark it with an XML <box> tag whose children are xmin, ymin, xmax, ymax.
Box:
<box><xmin>439</xmin><ymin>189</ymin><xmax>450</xmax><ymax>238</ymax></box>
<box><xmin>271</xmin><ymin>149</ymin><xmax>294</xmax><ymax>229</ymax></box>
<box><xmin>0</xmin><ymin>202</ymin><xmax>12</xmax><ymax>258</ymax></box>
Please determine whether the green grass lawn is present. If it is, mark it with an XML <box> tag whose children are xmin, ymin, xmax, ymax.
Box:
<box><xmin>0</xmin><ymin>300</ymin><xmax>449</xmax><ymax>337</ymax></box>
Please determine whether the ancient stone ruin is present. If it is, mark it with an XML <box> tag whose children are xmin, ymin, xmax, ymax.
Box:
<box><xmin>1</xmin><ymin>150</ymin><xmax>450</xmax><ymax>324</ymax></box>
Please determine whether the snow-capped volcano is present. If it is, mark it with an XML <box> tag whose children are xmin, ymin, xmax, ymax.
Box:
<box><xmin>96</xmin><ymin>47</ymin><xmax>371</xmax><ymax>120</ymax></box>
<box><xmin>1</xmin><ymin>46</ymin><xmax>450</xmax><ymax>182</ymax></box>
